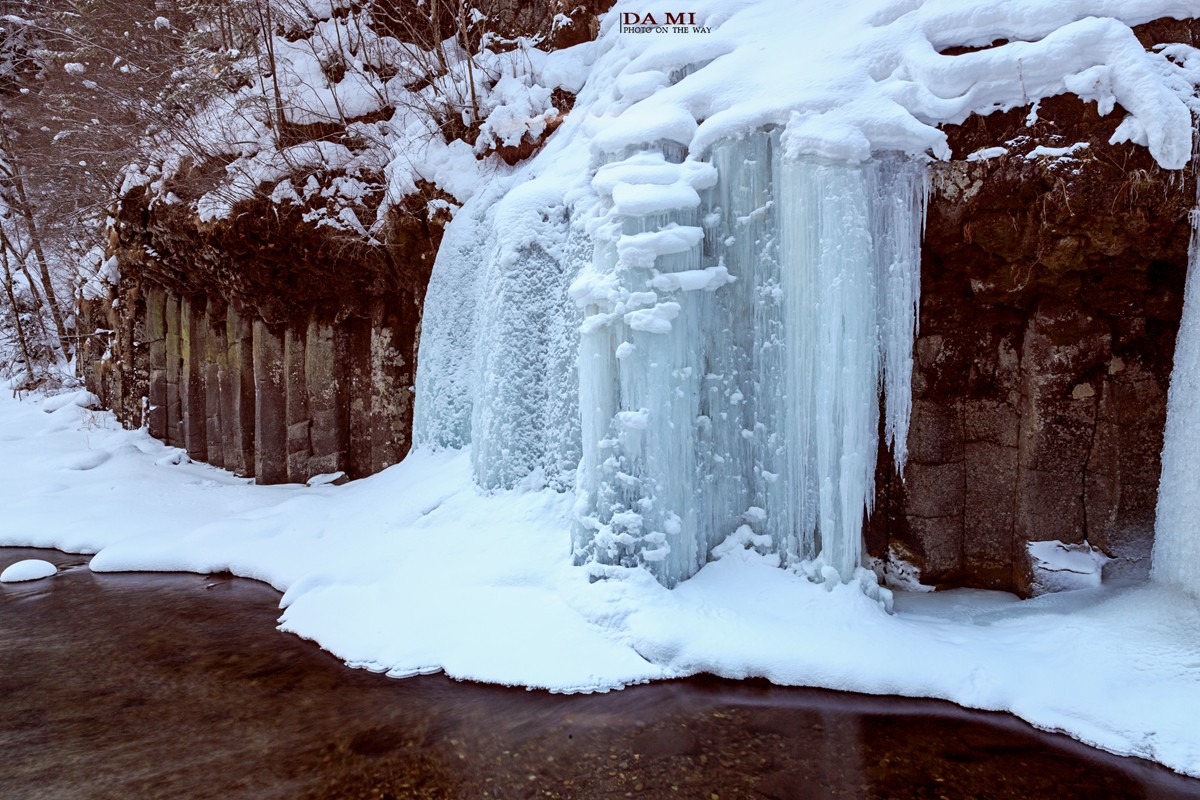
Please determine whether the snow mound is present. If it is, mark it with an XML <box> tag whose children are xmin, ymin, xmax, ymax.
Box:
<box><xmin>41</xmin><ymin>390</ymin><xmax>100</xmax><ymax>414</ymax></box>
<box><xmin>1</xmin><ymin>559</ymin><xmax>57</xmax><ymax>583</ymax></box>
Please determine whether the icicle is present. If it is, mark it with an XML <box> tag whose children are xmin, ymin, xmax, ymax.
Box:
<box><xmin>1153</xmin><ymin>124</ymin><xmax>1200</xmax><ymax>598</ymax></box>
<box><xmin>571</xmin><ymin>146</ymin><xmax>714</xmax><ymax>586</ymax></box>
<box><xmin>573</xmin><ymin>136</ymin><xmax>926</xmax><ymax>588</ymax></box>
<box><xmin>872</xmin><ymin>156</ymin><xmax>928</xmax><ymax>473</ymax></box>
<box><xmin>777</xmin><ymin>156</ymin><xmax>880</xmax><ymax>581</ymax></box>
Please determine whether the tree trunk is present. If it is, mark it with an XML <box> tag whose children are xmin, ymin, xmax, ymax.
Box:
<box><xmin>0</xmin><ymin>249</ymin><xmax>35</xmax><ymax>383</ymax></box>
<box><xmin>0</xmin><ymin>128</ymin><xmax>69</xmax><ymax>359</ymax></box>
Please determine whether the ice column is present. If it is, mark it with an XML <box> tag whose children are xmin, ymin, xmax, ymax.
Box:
<box><xmin>1153</xmin><ymin>138</ymin><xmax>1200</xmax><ymax>598</ymax></box>
<box><xmin>571</xmin><ymin>147</ymin><xmax>718</xmax><ymax>585</ymax></box>
<box><xmin>574</xmin><ymin>133</ymin><xmax>926</xmax><ymax>588</ymax></box>
<box><xmin>777</xmin><ymin>156</ymin><xmax>881</xmax><ymax>581</ymax></box>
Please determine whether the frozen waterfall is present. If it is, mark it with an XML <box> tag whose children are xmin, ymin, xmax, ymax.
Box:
<box><xmin>571</xmin><ymin>133</ymin><xmax>926</xmax><ymax>586</ymax></box>
<box><xmin>1153</xmin><ymin>138</ymin><xmax>1200</xmax><ymax>599</ymax></box>
<box><xmin>415</xmin><ymin>131</ymin><xmax>927</xmax><ymax>589</ymax></box>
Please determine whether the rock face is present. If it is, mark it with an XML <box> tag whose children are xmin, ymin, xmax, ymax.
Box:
<box><xmin>77</xmin><ymin>189</ymin><xmax>443</xmax><ymax>483</ymax></box>
<box><xmin>867</xmin><ymin>20</ymin><xmax>1197</xmax><ymax>595</ymax></box>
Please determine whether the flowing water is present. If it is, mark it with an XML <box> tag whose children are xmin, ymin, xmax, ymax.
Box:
<box><xmin>2</xmin><ymin>547</ymin><xmax>1198</xmax><ymax>800</ymax></box>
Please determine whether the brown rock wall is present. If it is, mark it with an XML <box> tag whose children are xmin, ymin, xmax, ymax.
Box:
<box><xmin>871</xmin><ymin>75</ymin><xmax>1196</xmax><ymax>594</ymax></box>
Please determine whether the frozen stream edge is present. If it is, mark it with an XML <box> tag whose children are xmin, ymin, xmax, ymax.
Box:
<box><xmin>0</xmin><ymin>387</ymin><xmax>1198</xmax><ymax>777</ymax></box>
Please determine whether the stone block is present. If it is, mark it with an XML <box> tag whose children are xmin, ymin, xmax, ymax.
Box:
<box><xmin>906</xmin><ymin>399</ymin><xmax>964</xmax><ymax>464</ymax></box>
<box><xmin>1015</xmin><ymin>467</ymin><xmax>1086</xmax><ymax>545</ymax></box>
<box><xmin>902</xmin><ymin>460</ymin><xmax>964</xmax><ymax>519</ymax></box>
<box><xmin>906</xmin><ymin>515</ymin><xmax>962</xmax><ymax>582</ymax></box>
<box><xmin>962</xmin><ymin>399</ymin><xmax>1019</xmax><ymax>449</ymax></box>
<box><xmin>963</xmin><ymin>440</ymin><xmax>1017</xmax><ymax>587</ymax></box>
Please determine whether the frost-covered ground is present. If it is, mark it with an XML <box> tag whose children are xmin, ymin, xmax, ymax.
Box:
<box><xmin>1</xmin><ymin>387</ymin><xmax>1198</xmax><ymax>777</ymax></box>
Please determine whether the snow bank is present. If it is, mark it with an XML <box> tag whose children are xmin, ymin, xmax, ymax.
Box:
<box><xmin>1</xmin><ymin>391</ymin><xmax>1199</xmax><ymax>776</ymax></box>
<box><xmin>1026</xmin><ymin>540</ymin><xmax>1109</xmax><ymax>595</ymax></box>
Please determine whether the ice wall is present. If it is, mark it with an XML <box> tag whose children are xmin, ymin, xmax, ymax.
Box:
<box><xmin>1153</xmin><ymin>138</ymin><xmax>1200</xmax><ymax>598</ymax></box>
<box><xmin>570</xmin><ymin>132</ymin><xmax>927</xmax><ymax>587</ymax></box>
<box><xmin>416</xmin><ymin>133</ymin><xmax>926</xmax><ymax>589</ymax></box>
<box><xmin>411</xmin><ymin>0</ymin><xmax>1199</xmax><ymax>592</ymax></box>
<box><xmin>415</xmin><ymin>174</ymin><xmax>585</xmax><ymax>492</ymax></box>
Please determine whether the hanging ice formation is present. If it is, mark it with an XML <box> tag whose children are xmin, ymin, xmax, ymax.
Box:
<box><xmin>1153</xmin><ymin>126</ymin><xmax>1200</xmax><ymax>599</ymax></box>
<box><xmin>570</xmin><ymin>132</ymin><xmax>926</xmax><ymax>587</ymax></box>
<box><xmin>415</xmin><ymin>130</ymin><xmax>928</xmax><ymax>589</ymax></box>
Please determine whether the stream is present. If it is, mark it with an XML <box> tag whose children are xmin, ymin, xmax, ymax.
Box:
<box><xmin>2</xmin><ymin>546</ymin><xmax>1198</xmax><ymax>800</ymax></box>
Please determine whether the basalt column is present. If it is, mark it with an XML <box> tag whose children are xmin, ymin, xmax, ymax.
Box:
<box><xmin>223</xmin><ymin>304</ymin><xmax>256</xmax><ymax>477</ymax></box>
<box><xmin>145</xmin><ymin>285</ymin><xmax>168</xmax><ymax>440</ymax></box>
<box><xmin>305</xmin><ymin>317</ymin><xmax>347</xmax><ymax>478</ymax></box>
<box><xmin>284</xmin><ymin>323</ymin><xmax>311</xmax><ymax>483</ymax></box>
<box><xmin>204</xmin><ymin>299</ymin><xmax>228</xmax><ymax>471</ymax></box>
<box><xmin>253</xmin><ymin>320</ymin><xmax>288</xmax><ymax>485</ymax></box>
<box><xmin>180</xmin><ymin>295</ymin><xmax>208</xmax><ymax>463</ymax></box>
<box><xmin>164</xmin><ymin>293</ymin><xmax>183</xmax><ymax>448</ymax></box>
<box><xmin>369</xmin><ymin>304</ymin><xmax>412</xmax><ymax>474</ymax></box>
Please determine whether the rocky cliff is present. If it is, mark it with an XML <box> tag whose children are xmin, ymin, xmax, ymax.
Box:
<box><xmin>868</xmin><ymin>20</ymin><xmax>1199</xmax><ymax>595</ymax></box>
<box><xmin>77</xmin><ymin>183</ymin><xmax>445</xmax><ymax>482</ymax></box>
<box><xmin>79</xmin><ymin>15</ymin><xmax>1198</xmax><ymax>596</ymax></box>
<box><xmin>76</xmin><ymin>0</ymin><xmax>607</xmax><ymax>485</ymax></box>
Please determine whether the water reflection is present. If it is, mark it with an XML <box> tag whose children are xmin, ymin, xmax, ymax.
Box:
<box><xmin>2</xmin><ymin>547</ymin><xmax>1197</xmax><ymax>799</ymax></box>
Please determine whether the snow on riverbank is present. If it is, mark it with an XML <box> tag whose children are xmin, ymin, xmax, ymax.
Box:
<box><xmin>1</xmin><ymin>388</ymin><xmax>1198</xmax><ymax>776</ymax></box>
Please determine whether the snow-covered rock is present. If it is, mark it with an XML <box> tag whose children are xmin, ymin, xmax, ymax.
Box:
<box><xmin>1</xmin><ymin>559</ymin><xmax>57</xmax><ymax>583</ymax></box>
<box><xmin>1023</xmin><ymin>540</ymin><xmax>1110</xmax><ymax>595</ymax></box>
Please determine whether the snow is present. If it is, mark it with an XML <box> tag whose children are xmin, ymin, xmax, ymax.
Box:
<box><xmin>966</xmin><ymin>146</ymin><xmax>1009</xmax><ymax>162</ymax></box>
<box><xmin>1026</xmin><ymin>142</ymin><xmax>1091</xmax><ymax>159</ymax></box>
<box><xmin>0</xmin><ymin>391</ymin><xmax>1198</xmax><ymax>775</ymax></box>
<box><xmin>574</xmin><ymin>0</ymin><xmax>1198</xmax><ymax>168</ymax></box>
<box><xmin>0</xmin><ymin>558</ymin><xmax>57</xmax><ymax>583</ymax></box>
<box><xmin>1026</xmin><ymin>540</ymin><xmax>1110</xmax><ymax>595</ymax></box>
